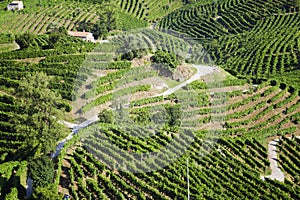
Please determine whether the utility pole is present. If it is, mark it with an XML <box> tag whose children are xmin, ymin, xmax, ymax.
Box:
<box><xmin>187</xmin><ymin>158</ymin><xmax>190</xmax><ymax>200</ymax></box>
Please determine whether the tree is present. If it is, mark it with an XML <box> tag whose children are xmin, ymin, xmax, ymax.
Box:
<box><xmin>98</xmin><ymin>109</ymin><xmax>114</xmax><ymax>124</ymax></box>
<box><xmin>160</xmin><ymin>104</ymin><xmax>182</xmax><ymax>133</ymax></box>
<box><xmin>78</xmin><ymin>21</ymin><xmax>94</xmax><ymax>33</ymax></box>
<box><xmin>165</xmin><ymin>104</ymin><xmax>182</xmax><ymax>127</ymax></box>
<box><xmin>15</xmin><ymin>33</ymin><xmax>36</xmax><ymax>49</ymax></box>
<box><xmin>15</xmin><ymin>72</ymin><xmax>66</xmax><ymax>155</ymax></box>
<box><xmin>92</xmin><ymin>6</ymin><xmax>119</xmax><ymax>39</ymax></box>
<box><xmin>151</xmin><ymin>50</ymin><xmax>181</xmax><ymax>71</ymax></box>
<box><xmin>133</xmin><ymin>109</ymin><xmax>150</xmax><ymax>124</ymax></box>
<box><xmin>48</xmin><ymin>26</ymin><xmax>68</xmax><ymax>48</ymax></box>
<box><xmin>28</xmin><ymin>156</ymin><xmax>55</xmax><ymax>188</ymax></box>
<box><xmin>4</xmin><ymin>188</ymin><xmax>18</xmax><ymax>200</ymax></box>
<box><xmin>121</xmin><ymin>49</ymin><xmax>149</xmax><ymax>61</ymax></box>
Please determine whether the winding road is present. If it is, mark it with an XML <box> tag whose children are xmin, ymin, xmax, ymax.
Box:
<box><xmin>25</xmin><ymin>64</ymin><xmax>216</xmax><ymax>198</ymax></box>
<box><xmin>262</xmin><ymin>139</ymin><xmax>285</xmax><ymax>182</ymax></box>
<box><xmin>51</xmin><ymin>115</ymin><xmax>99</xmax><ymax>158</ymax></box>
<box><xmin>51</xmin><ymin>64</ymin><xmax>216</xmax><ymax>159</ymax></box>
<box><xmin>261</xmin><ymin>136</ymin><xmax>300</xmax><ymax>182</ymax></box>
<box><xmin>154</xmin><ymin>64</ymin><xmax>216</xmax><ymax>97</ymax></box>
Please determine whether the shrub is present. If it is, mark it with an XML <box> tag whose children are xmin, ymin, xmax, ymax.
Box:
<box><xmin>28</xmin><ymin>155</ymin><xmax>55</xmax><ymax>188</ymax></box>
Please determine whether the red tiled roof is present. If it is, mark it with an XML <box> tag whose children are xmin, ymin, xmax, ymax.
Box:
<box><xmin>68</xmin><ymin>31</ymin><xmax>91</xmax><ymax>37</ymax></box>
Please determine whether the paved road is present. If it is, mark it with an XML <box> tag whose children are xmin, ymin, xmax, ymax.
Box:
<box><xmin>25</xmin><ymin>178</ymin><xmax>33</xmax><ymax>198</ymax></box>
<box><xmin>153</xmin><ymin>64</ymin><xmax>215</xmax><ymax>97</ymax></box>
<box><xmin>51</xmin><ymin>115</ymin><xmax>99</xmax><ymax>159</ymax></box>
<box><xmin>261</xmin><ymin>136</ymin><xmax>300</xmax><ymax>182</ymax></box>
<box><xmin>263</xmin><ymin>139</ymin><xmax>285</xmax><ymax>182</ymax></box>
<box><xmin>52</xmin><ymin>64</ymin><xmax>215</xmax><ymax>159</ymax></box>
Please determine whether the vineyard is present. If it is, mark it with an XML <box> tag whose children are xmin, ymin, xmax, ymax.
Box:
<box><xmin>117</xmin><ymin>0</ymin><xmax>184</xmax><ymax>22</ymax></box>
<box><xmin>0</xmin><ymin>0</ymin><xmax>187</xmax><ymax>35</ymax></box>
<box><xmin>70</xmin><ymin>28</ymin><xmax>214</xmax><ymax>119</ymax></box>
<box><xmin>0</xmin><ymin>0</ymin><xmax>147</xmax><ymax>35</ymax></box>
<box><xmin>0</xmin><ymin>0</ymin><xmax>299</xmax><ymax>199</ymax></box>
<box><xmin>158</xmin><ymin>0</ymin><xmax>300</xmax><ymax>89</ymax></box>
<box><xmin>278</xmin><ymin>136</ymin><xmax>300</xmax><ymax>185</ymax></box>
<box><xmin>59</xmin><ymin>125</ymin><xmax>300</xmax><ymax>199</ymax></box>
<box><xmin>56</xmin><ymin>31</ymin><xmax>300</xmax><ymax>198</ymax></box>
<box><xmin>0</xmin><ymin>0</ymin><xmax>100</xmax><ymax>34</ymax></box>
<box><xmin>0</xmin><ymin>33</ymin><xmax>96</xmax><ymax>100</ymax></box>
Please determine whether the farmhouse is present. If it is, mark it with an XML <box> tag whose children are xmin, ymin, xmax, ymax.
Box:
<box><xmin>67</xmin><ymin>31</ymin><xmax>95</xmax><ymax>42</ymax></box>
<box><xmin>7</xmin><ymin>1</ymin><xmax>23</xmax><ymax>11</ymax></box>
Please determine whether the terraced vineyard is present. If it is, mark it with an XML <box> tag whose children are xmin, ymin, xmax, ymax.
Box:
<box><xmin>0</xmin><ymin>0</ymin><xmax>299</xmax><ymax>199</ymax></box>
<box><xmin>278</xmin><ymin>136</ymin><xmax>300</xmax><ymax>185</ymax></box>
<box><xmin>117</xmin><ymin>0</ymin><xmax>184</xmax><ymax>22</ymax></box>
<box><xmin>59</xmin><ymin>120</ymin><xmax>300</xmax><ymax>199</ymax></box>
<box><xmin>0</xmin><ymin>94</ymin><xmax>25</xmax><ymax>159</ymax></box>
<box><xmin>0</xmin><ymin>0</ymin><xmax>104</xmax><ymax>34</ymax></box>
<box><xmin>56</xmin><ymin>30</ymin><xmax>300</xmax><ymax>198</ymax></box>
<box><xmin>0</xmin><ymin>0</ymin><xmax>177</xmax><ymax>35</ymax></box>
<box><xmin>0</xmin><ymin>34</ymin><xmax>95</xmax><ymax>100</ymax></box>
<box><xmin>158</xmin><ymin>0</ymin><xmax>300</xmax><ymax>89</ymax></box>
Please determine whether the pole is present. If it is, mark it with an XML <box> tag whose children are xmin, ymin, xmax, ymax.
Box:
<box><xmin>187</xmin><ymin>158</ymin><xmax>190</xmax><ymax>200</ymax></box>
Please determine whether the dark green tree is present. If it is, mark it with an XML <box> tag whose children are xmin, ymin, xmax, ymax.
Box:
<box><xmin>16</xmin><ymin>72</ymin><xmax>66</xmax><ymax>155</ymax></box>
<box><xmin>15</xmin><ymin>33</ymin><xmax>36</xmax><ymax>49</ymax></box>
<box><xmin>151</xmin><ymin>50</ymin><xmax>181</xmax><ymax>71</ymax></box>
<box><xmin>165</xmin><ymin>104</ymin><xmax>182</xmax><ymax>127</ymax></box>
<box><xmin>98</xmin><ymin>109</ymin><xmax>115</xmax><ymax>124</ymax></box>
<box><xmin>162</xmin><ymin>104</ymin><xmax>181</xmax><ymax>133</ymax></box>
<box><xmin>78</xmin><ymin>21</ymin><xmax>94</xmax><ymax>32</ymax></box>
<box><xmin>92</xmin><ymin>6</ymin><xmax>119</xmax><ymax>39</ymax></box>
<box><xmin>48</xmin><ymin>26</ymin><xmax>68</xmax><ymax>48</ymax></box>
<box><xmin>28</xmin><ymin>156</ymin><xmax>55</xmax><ymax>188</ymax></box>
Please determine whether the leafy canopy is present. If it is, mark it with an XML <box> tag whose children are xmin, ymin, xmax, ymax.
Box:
<box><xmin>28</xmin><ymin>156</ymin><xmax>55</xmax><ymax>188</ymax></box>
<box><xmin>16</xmin><ymin>72</ymin><xmax>67</xmax><ymax>155</ymax></box>
<box><xmin>151</xmin><ymin>50</ymin><xmax>181</xmax><ymax>71</ymax></box>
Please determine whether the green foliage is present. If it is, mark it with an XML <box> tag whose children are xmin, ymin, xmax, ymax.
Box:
<box><xmin>15</xmin><ymin>33</ymin><xmax>37</xmax><ymax>50</ymax></box>
<box><xmin>0</xmin><ymin>33</ymin><xmax>14</xmax><ymax>44</ymax></box>
<box><xmin>165</xmin><ymin>104</ymin><xmax>182</xmax><ymax>127</ymax></box>
<box><xmin>91</xmin><ymin>7</ymin><xmax>120</xmax><ymax>39</ymax></box>
<box><xmin>118</xmin><ymin>12</ymin><xmax>148</xmax><ymax>30</ymax></box>
<box><xmin>47</xmin><ymin>27</ymin><xmax>68</xmax><ymax>48</ymax></box>
<box><xmin>0</xmin><ymin>161</ymin><xmax>27</xmax><ymax>199</ymax></box>
<box><xmin>151</xmin><ymin>50</ymin><xmax>181</xmax><ymax>71</ymax></box>
<box><xmin>31</xmin><ymin>184</ymin><xmax>63</xmax><ymax>200</ymax></box>
<box><xmin>131</xmin><ymin>108</ymin><xmax>150</xmax><ymax>124</ymax></box>
<box><xmin>15</xmin><ymin>72</ymin><xmax>66</xmax><ymax>154</ymax></box>
<box><xmin>120</xmin><ymin>49</ymin><xmax>148</xmax><ymax>61</ymax></box>
<box><xmin>117</xmin><ymin>0</ymin><xmax>184</xmax><ymax>22</ymax></box>
<box><xmin>108</xmin><ymin>61</ymin><xmax>131</xmax><ymax>69</ymax></box>
<box><xmin>4</xmin><ymin>188</ymin><xmax>18</xmax><ymax>200</ymax></box>
<box><xmin>98</xmin><ymin>109</ymin><xmax>115</xmax><ymax>124</ymax></box>
<box><xmin>159</xmin><ymin>0</ymin><xmax>299</xmax><ymax>84</ymax></box>
<box><xmin>28</xmin><ymin>156</ymin><xmax>55</xmax><ymax>188</ymax></box>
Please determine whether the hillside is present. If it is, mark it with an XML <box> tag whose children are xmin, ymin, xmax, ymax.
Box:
<box><xmin>158</xmin><ymin>0</ymin><xmax>300</xmax><ymax>89</ymax></box>
<box><xmin>0</xmin><ymin>0</ymin><xmax>299</xmax><ymax>199</ymax></box>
